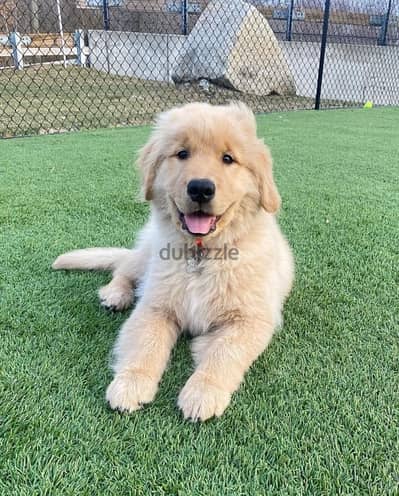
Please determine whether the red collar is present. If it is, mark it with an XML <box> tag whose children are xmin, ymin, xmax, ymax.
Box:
<box><xmin>195</xmin><ymin>238</ymin><xmax>204</xmax><ymax>249</ymax></box>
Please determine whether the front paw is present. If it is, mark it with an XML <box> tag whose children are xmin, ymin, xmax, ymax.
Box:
<box><xmin>178</xmin><ymin>373</ymin><xmax>231</xmax><ymax>422</ymax></box>
<box><xmin>106</xmin><ymin>370</ymin><xmax>157</xmax><ymax>413</ymax></box>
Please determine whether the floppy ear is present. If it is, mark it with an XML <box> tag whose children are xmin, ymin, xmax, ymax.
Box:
<box><xmin>230</xmin><ymin>103</ymin><xmax>281</xmax><ymax>213</ymax></box>
<box><xmin>137</xmin><ymin>133</ymin><xmax>163</xmax><ymax>201</ymax></box>
<box><xmin>255</xmin><ymin>141</ymin><xmax>281</xmax><ymax>214</ymax></box>
<box><xmin>137</xmin><ymin>108</ymin><xmax>177</xmax><ymax>201</ymax></box>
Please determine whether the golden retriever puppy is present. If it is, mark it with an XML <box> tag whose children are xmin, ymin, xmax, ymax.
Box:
<box><xmin>53</xmin><ymin>102</ymin><xmax>294</xmax><ymax>421</ymax></box>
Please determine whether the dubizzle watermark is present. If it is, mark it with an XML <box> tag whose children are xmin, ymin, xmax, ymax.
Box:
<box><xmin>159</xmin><ymin>243</ymin><xmax>239</xmax><ymax>261</ymax></box>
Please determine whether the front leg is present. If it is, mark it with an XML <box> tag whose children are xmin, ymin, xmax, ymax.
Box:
<box><xmin>178</xmin><ymin>315</ymin><xmax>275</xmax><ymax>421</ymax></box>
<box><xmin>106</xmin><ymin>302</ymin><xmax>178</xmax><ymax>412</ymax></box>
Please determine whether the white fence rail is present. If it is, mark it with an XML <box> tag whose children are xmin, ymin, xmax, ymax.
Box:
<box><xmin>0</xmin><ymin>31</ymin><xmax>88</xmax><ymax>69</ymax></box>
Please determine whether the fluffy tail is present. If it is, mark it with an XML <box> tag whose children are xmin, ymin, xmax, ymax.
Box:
<box><xmin>52</xmin><ymin>248</ymin><xmax>131</xmax><ymax>271</ymax></box>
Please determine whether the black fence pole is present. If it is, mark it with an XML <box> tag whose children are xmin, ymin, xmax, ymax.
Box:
<box><xmin>102</xmin><ymin>0</ymin><xmax>110</xmax><ymax>74</ymax></box>
<box><xmin>286</xmin><ymin>0</ymin><xmax>294</xmax><ymax>41</ymax></box>
<box><xmin>315</xmin><ymin>0</ymin><xmax>331</xmax><ymax>110</ymax></box>
<box><xmin>102</xmin><ymin>0</ymin><xmax>110</xmax><ymax>31</ymax></box>
<box><xmin>379</xmin><ymin>0</ymin><xmax>392</xmax><ymax>46</ymax></box>
<box><xmin>182</xmin><ymin>0</ymin><xmax>188</xmax><ymax>35</ymax></box>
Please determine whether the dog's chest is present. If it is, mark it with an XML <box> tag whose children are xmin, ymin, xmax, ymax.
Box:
<box><xmin>173</xmin><ymin>261</ymin><xmax>230</xmax><ymax>336</ymax></box>
<box><xmin>142</xmin><ymin>248</ymin><xmax>244</xmax><ymax>336</ymax></box>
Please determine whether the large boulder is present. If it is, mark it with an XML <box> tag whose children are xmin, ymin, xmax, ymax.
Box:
<box><xmin>172</xmin><ymin>0</ymin><xmax>296</xmax><ymax>96</ymax></box>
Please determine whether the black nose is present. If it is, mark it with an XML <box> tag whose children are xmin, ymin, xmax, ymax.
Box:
<box><xmin>187</xmin><ymin>179</ymin><xmax>215</xmax><ymax>203</ymax></box>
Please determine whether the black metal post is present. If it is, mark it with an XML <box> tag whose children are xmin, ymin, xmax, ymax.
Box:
<box><xmin>379</xmin><ymin>0</ymin><xmax>392</xmax><ymax>46</ymax></box>
<box><xmin>315</xmin><ymin>0</ymin><xmax>331</xmax><ymax>110</ymax></box>
<box><xmin>102</xmin><ymin>0</ymin><xmax>110</xmax><ymax>74</ymax></box>
<box><xmin>286</xmin><ymin>0</ymin><xmax>294</xmax><ymax>42</ymax></box>
<box><xmin>103</xmin><ymin>0</ymin><xmax>110</xmax><ymax>31</ymax></box>
<box><xmin>182</xmin><ymin>0</ymin><xmax>188</xmax><ymax>35</ymax></box>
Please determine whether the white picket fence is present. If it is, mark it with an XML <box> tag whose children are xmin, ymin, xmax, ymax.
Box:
<box><xmin>0</xmin><ymin>31</ymin><xmax>88</xmax><ymax>69</ymax></box>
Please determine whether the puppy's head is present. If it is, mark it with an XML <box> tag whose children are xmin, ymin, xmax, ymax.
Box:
<box><xmin>138</xmin><ymin>102</ymin><xmax>280</xmax><ymax>240</ymax></box>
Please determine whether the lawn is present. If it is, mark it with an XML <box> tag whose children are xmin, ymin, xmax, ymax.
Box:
<box><xmin>0</xmin><ymin>66</ymin><xmax>348</xmax><ymax>138</ymax></box>
<box><xmin>1</xmin><ymin>108</ymin><xmax>398</xmax><ymax>495</ymax></box>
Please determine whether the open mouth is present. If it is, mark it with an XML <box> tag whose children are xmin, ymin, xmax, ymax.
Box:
<box><xmin>179</xmin><ymin>210</ymin><xmax>220</xmax><ymax>236</ymax></box>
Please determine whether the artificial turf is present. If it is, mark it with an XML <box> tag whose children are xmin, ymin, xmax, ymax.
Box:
<box><xmin>1</xmin><ymin>108</ymin><xmax>398</xmax><ymax>495</ymax></box>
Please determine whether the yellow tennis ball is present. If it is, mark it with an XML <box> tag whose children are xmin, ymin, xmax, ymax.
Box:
<box><xmin>364</xmin><ymin>101</ymin><xmax>373</xmax><ymax>109</ymax></box>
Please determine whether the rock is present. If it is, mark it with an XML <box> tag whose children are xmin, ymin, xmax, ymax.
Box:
<box><xmin>172</xmin><ymin>0</ymin><xmax>296</xmax><ymax>96</ymax></box>
<box><xmin>198</xmin><ymin>78</ymin><xmax>210</xmax><ymax>92</ymax></box>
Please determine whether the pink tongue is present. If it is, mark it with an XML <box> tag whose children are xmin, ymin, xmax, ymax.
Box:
<box><xmin>184</xmin><ymin>213</ymin><xmax>216</xmax><ymax>234</ymax></box>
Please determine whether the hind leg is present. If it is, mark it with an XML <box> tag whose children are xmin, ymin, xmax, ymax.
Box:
<box><xmin>99</xmin><ymin>248</ymin><xmax>148</xmax><ymax>311</ymax></box>
<box><xmin>99</xmin><ymin>275</ymin><xmax>134</xmax><ymax>311</ymax></box>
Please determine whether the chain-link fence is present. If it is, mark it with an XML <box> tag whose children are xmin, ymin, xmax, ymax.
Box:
<box><xmin>1</xmin><ymin>0</ymin><xmax>398</xmax><ymax>137</ymax></box>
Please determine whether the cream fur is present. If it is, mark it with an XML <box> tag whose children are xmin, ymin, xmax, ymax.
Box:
<box><xmin>53</xmin><ymin>102</ymin><xmax>294</xmax><ymax>421</ymax></box>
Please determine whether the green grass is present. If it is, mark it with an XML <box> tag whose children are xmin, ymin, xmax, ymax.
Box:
<box><xmin>0</xmin><ymin>66</ymin><xmax>341</xmax><ymax>138</ymax></box>
<box><xmin>1</xmin><ymin>108</ymin><xmax>398</xmax><ymax>495</ymax></box>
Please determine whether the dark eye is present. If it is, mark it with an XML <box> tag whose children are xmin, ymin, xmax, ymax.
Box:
<box><xmin>177</xmin><ymin>149</ymin><xmax>189</xmax><ymax>160</ymax></box>
<box><xmin>222</xmin><ymin>154</ymin><xmax>234</xmax><ymax>165</ymax></box>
